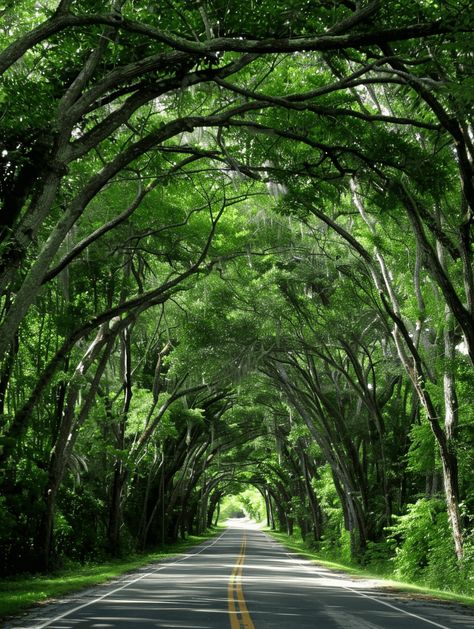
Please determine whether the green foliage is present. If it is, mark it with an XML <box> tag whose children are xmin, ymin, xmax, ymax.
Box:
<box><xmin>219</xmin><ymin>488</ymin><xmax>265</xmax><ymax>522</ymax></box>
<box><xmin>388</xmin><ymin>499</ymin><xmax>474</xmax><ymax>594</ymax></box>
<box><xmin>406</xmin><ymin>422</ymin><xmax>438</xmax><ymax>474</ymax></box>
<box><xmin>0</xmin><ymin>0</ymin><xmax>473</xmax><ymax>604</ymax></box>
<box><xmin>238</xmin><ymin>488</ymin><xmax>265</xmax><ymax>522</ymax></box>
<box><xmin>219</xmin><ymin>495</ymin><xmax>246</xmax><ymax>520</ymax></box>
<box><xmin>312</xmin><ymin>465</ymin><xmax>349</xmax><ymax>559</ymax></box>
<box><xmin>56</xmin><ymin>487</ymin><xmax>106</xmax><ymax>563</ymax></box>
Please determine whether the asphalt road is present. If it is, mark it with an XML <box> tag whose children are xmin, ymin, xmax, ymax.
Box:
<box><xmin>8</xmin><ymin>520</ymin><xmax>474</xmax><ymax>629</ymax></box>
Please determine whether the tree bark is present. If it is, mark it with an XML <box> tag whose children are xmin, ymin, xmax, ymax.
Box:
<box><xmin>36</xmin><ymin>331</ymin><xmax>117</xmax><ymax>570</ymax></box>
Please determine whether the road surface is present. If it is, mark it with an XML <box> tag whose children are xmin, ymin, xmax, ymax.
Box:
<box><xmin>7</xmin><ymin>520</ymin><xmax>474</xmax><ymax>628</ymax></box>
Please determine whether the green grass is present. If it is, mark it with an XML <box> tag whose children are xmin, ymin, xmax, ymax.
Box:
<box><xmin>0</xmin><ymin>529</ymin><xmax>221</xmax><ymax>621</ymax></box>
<box><xmin>265</xmin><ymin>529</ymin><xmax>474</xmax><ymax>608</ymax></box>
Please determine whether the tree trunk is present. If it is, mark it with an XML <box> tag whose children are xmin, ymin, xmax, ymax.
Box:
<box><xmin>301</xmin><ymin>451</ymin><xmax>322</xmax><ymax>542</ymax></box>
<box><xmin>213</xmin><ymin>499</ymin><xmax>221</xmax><ymax>527</ymax></box>
<box><xmin>107</xmin><ymin>325</ymin><xmax>133</xmax><ymax>555</ymax></box>
<box><xmin>36</xmin><ymin>335</ymin><xmax>114</xmax><ymax>569</ymax></box>
<box><xmin>438</xmin><ymin>234</ymin><xmax>463</xmax><ymax>560</ymax></box>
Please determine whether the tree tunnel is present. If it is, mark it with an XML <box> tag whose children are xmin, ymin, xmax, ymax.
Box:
<box><xmin>0</xmin><ymin>1</ymin><xmax>473</xmax><ymax>585</ymax></box>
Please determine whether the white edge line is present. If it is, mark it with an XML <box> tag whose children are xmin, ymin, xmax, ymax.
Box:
<box><xmin>259</xmin><ymin>530</ymin><xmax>453</xmax><ymax>629</ymax></box>
<box><xmin>339</xmin><ymin>586</ymin><xmax>452</xmax><ymax>629</ymax></box>
<box><xmin>32</xmin><ymin>529</ymin><xmax>229</xmax><ymax>629</ymax></box>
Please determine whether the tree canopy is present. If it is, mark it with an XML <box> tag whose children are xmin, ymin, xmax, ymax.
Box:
<box><xmin>0</xmin><ymin>0</ymin><xmax>473</xmax><ymax>593</ymax></box>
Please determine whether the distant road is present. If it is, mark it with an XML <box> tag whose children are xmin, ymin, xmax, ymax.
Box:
<box><xmin>8</xmin><ymin>520</ymin><xmax>474</xmax><ymax>628</ymax></box>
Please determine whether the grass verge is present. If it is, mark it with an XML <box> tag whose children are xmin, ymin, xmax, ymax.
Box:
<box><xmin>0</xmin><ymin>528</ymin><xmax>221</xmax><ymax>621</ymax></box>
<box><xmin>265</xmin><ymin>529</ymin><xmax>474</xmax><ymax>608</ymax></box>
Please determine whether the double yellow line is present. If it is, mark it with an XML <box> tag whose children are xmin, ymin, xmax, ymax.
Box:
<box><xmin>228</xmin><ymin>533</ymin><xmax>255</xmax><ymax>628</ymax></box>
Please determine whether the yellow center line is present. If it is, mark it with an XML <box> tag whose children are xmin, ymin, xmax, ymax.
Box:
<box><xmin>228</xmin><ymin>533</ymin><xmax>255</xmax><ymax>629</ymax></box>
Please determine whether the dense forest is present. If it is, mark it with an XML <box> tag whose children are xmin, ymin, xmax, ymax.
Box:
<box><xmin>0</xmin><ymin>0</ymin><xmax>473</xmax><ymax>595</ymax></box>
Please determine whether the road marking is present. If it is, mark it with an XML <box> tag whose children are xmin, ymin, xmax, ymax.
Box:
<box><xmin>339</xmin><ymin>588</ymin><xmax>453</xmax><ymax>629</ymax></box>
<box><xmin>32</xmin><ymin>530</ymin><xmax>229</xmax><ymax>629</ymax></box>
<box><xmin>228</xmin><ymin>533</ymin><xmax>255</xmax><ymax>629</ymax></box>
<box><xmin>261</xmin><ymin>532</ymin><xmax>453</xmax><ymax>629</ymax></box>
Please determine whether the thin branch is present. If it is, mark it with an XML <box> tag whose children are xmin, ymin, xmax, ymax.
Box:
<box><xmin>214</xmin><ymin>77</ymin><xmax>440</xmax><ymax>131</ymax></box>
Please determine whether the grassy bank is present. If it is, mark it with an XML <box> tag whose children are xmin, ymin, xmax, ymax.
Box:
<box><xmin>265</xmin><ymin>529</ymin><xmax>474</xmax><ymax>608</ymax></box>
<box><xmin>0</xmin><ymin>529</ymin><xmax>221</xmax><ymax>621</ymax></box>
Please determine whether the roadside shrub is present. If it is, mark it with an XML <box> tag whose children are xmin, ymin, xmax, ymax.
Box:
<box><xmin>56</xmin><ymin>486</ymin><xmax>106</xmax><ymax>563</ymax></box>
<box><xmin>388</xmin><ymin>498</ymin><xmax>474</xmax><ymax>594</ymax></box>
<box><xmin>389</xmin><ymin>499</ymin><xmax>450</xmax><ymax>581</ymax></box>
<box><xmin>314</xmin><ymin>464</ymin><xmax>352</xmax><ymax>561</ymax></box>
<box><xmin>361</xmin><ymin>539</ymin><xmax>394</xmax><ymax>574</ymax></box>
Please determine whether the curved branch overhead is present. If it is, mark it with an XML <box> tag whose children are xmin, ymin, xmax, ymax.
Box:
<box><xmin>0</xmin><ymin>0</ymin><xmax>472</xmax><ymax>584</ymax></box>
